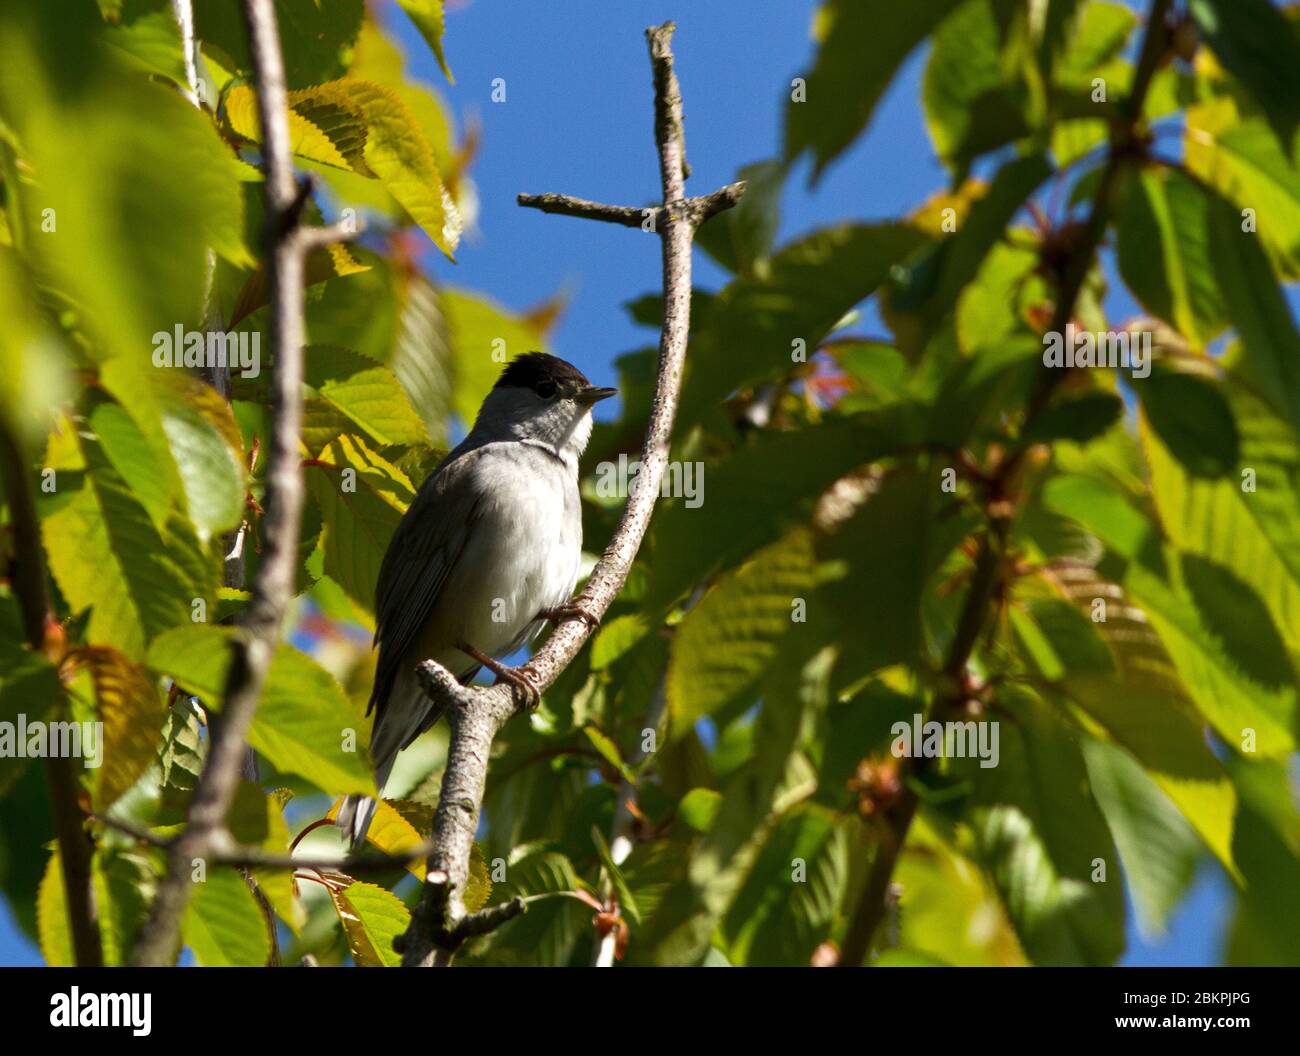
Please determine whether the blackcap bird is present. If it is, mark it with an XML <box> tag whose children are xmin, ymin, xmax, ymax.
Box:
<box><xmin>338</xmin><ymin>352</ymin><xmax>616</xmax><ymax>846</ymax></box>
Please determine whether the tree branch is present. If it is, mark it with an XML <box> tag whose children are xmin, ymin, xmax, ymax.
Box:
<box><xmin>0</xmin><ymin>424</ymin><xmax>103</xmax><ymax>967</ymax></box>
<box><xmin>836</xmin><ymin>0</ymin><xmax>1172</xmax><ymax>968</ymax></box>
<box><xmin>396</xmin><ymin>21</ymin><xmax>744</xmax><ymax>967</ymax></box>
<box><xmin>130</xmin><ymin>0</ymin><xmax>324</xmax><ymax>966</ymax></box>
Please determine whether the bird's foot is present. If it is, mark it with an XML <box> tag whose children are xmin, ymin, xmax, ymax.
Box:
<box><xmin>537</xmin><ymin>598</ymin><xmax>601</xmax><ymax>632</ymax></box>
<box><xmin>456</xmin><ymin>641</ymin><xmax>542</xmax><ymax>710</ymax></box>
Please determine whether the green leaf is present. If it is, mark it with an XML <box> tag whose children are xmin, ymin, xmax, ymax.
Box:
<box><xmin>37</xmin><ymin>849</ymin><xmax>73</xmax><ymax>967</ymax></box>
<box><xmin>1080</xmin><ymin>736</ymin><xmax>1199</xmax><ymax>937</ymax></box>
<box><xmin>695</xmin><ymin>159</ymin><xmax>784</xmax><ymax>275</ymax></box>
<box><xmin>667</xmin><ymin>528</ymin><xmax>814</xmax><ymax>738</ymax></box>
<box><xmin>1136</xmin><ymin>370</ymin><xmax>1239</xmax><ymax>478</ymax></box>
<box><xmin>396</xmin><ymin>0</ymin><xmax>452</xmax><ymax>82</ymax></box>
<box><xmin>1224</xmin><ymin>757</ymin><xmax>1300</xmax><ymax>966</ymax></box>
<box><xmin>147</xmin><ymin>626</ymin><xmax>375</xmax><ymax>796</ymax></box>
<box><xmin>159</xmin><ymin>382</ymin><xmax>248</xmax><ymax>543</ymax></box>
<box><xmin>923</xmin><ymin>0</ymin><xmax>1032</xmax><ymax>178</ymax></box>
<box><xmin>327</xmin><ymin>797</ymin><xmax>425</xmax><ymax>879</ymax></box>
<box><xmin>439</xmin><ymin>288</ymin><xmax>555</xmax><ymax>426</ymax></box>
<box><xmin>591</xmin><ymin>827</ymin><xmax>641</xmax><ymax>926</ymax></box>
<box><xmin>1116</xmin><ymin>166</ymin><xmax>1225</xmax><ymax>345</ymax></box>
<box><xmin>331</xmin><ymin>881</ymin><xmax>409</xmax><ymax>967</ymax></box>
<box><xmin>1206</xmin><ymin>194</ymin><xmax>1300</xmax><ymax>429</ymax></box>
<box><xmin>819</xmin><ymin>467</ymin><xmax>972</xmax><ymax>676</ymax></box>
<box><xmin>304</xmin><ymin>345</ymin><xmax>429</xmax><ymax>447</ymax></box>
<box><xmin>887</xmin><ymin>154</ymin><xmax>1052</xmax><ymax>349</ymax></box>
<box><xmin>305</xmin><ymin>433</ymin><xmax>413</xmax><ymax>612</ymax></box>
<box><xmin>183</xmin><ymin>868</ymin><xmax>271</xmax><ymax>967</ymax></box>
<box><xmin>193</xmin><ymin>0</ymin><xmax>364</xmax><ymax>90</ymax></box>
<box><xmin>969</xmin><ymin>691</ymin><xmax>1124</xmax><ymax>966</ymax></box>
<box><xmin>679</xmin><ymin>223</ymin><xmax>929</xmax><ymax>426</ymax></box>
<box><xmin>1188</xmin><ymin>0</ymin><xmax>1300</xmax><ymax>155</ymax></box>
<box><xmin>80</xmin><ymin>645</ymin><xmax>165</xmax><ymax>810</ymax></box>
<box><xmin>785</xmin><ymin>0</ymin><xmax>963</xmax><ymax>178</ymax></box>
<box><xmin>1046</xmin><ymin>473</ymin><xmax>1296</xmax><ymax>759</ymax></box>
<box><xmin>225</xmin><ymin>83</ymin><xmax>370</xmax><ymax>174</ymax></box>
<box><xmin>644</xmin><ymin>410</ymin><xmax>922</xmax><ymax>614</ymax></box>
<box><xmin>1186</xmin><ymin>115</ymin><xmax>1300</xmax><ymax>278</ymax></box>
<box><xmin>40</xmin><ymin>426</ymin><xmax>215</xmax><ymax>661</ymax></box>
<box><xmin>1021</xmin><ymin>391</ymin><xmax>1123</xmax><ymax>445</ymax></box>
<box><xmin>720</xmin><ymin>805</ymin><xmax>847</xmax><ymax>966</ymax></box>
<box><xmin>678</xmin><ymin>788</ymin><xmax>723</xmax><ymax>834</ymax></box>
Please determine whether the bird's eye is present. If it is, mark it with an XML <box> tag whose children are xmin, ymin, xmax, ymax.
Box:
<box><xmin>535</xmin><ymin>380</ymin><xmax>558</xmax><ymax>399</ymax></box>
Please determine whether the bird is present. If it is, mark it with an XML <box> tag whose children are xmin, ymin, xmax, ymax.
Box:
<box><xmin>337</xmin><ymin>352</ymin><xmax>616</xmax><ymax>847</ymax></box>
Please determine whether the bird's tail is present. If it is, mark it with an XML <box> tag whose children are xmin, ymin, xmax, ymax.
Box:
<box><xmin>336</xmin><ymin>666</ymin><xmax>437</xmax><ymax>849</ymax></box>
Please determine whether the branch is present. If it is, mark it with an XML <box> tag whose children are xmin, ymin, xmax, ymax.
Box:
<box><xmin>836</xmin><ymin>0</ymin><xmax>1172</xmax><ymax>968</ymax></box>
<box><xmin>396</xmin><ymin>21</ymin><xmax>744</xmax><ymax>967</ymax></box>
<box><xmin>96</xmin><ymin>814</ymin><xmax>434</xmax><ymax>874</ymax></box>
<box><xmin>0</xmin><ymin>425</ymin><xmax>103</xmax><ymax>966</ymax></box>
<box><xmin>131</xmin><ymin>0</ymin><xmax>318</xmax><ymax>966</ymax></box>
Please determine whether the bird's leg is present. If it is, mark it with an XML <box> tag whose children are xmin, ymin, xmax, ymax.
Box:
<box><xmin>537</xmin><ymin>597</ymin><xmax>601</xmax><ymax>632</ymax></box>
<box><xmin>456</xmin><ymin>641</ymin><xmax>542</xmax><ymax>710</ymax></box>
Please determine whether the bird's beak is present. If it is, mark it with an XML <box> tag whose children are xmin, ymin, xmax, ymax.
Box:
<box><xmin>575</xmin><ymin>385</ymin><xmax>618</xmax><ymax>405</ymax></box>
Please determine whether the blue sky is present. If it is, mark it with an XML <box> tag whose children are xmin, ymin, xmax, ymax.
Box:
<box><xmin>0</xmin><ymin>0</ymin><xmax>1241</xmax><ymax>966</ymax></box>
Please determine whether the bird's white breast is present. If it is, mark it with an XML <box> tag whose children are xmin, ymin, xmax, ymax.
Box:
<box><xmin>430</xmin><ymin>441</ymin><xmax>581</xmax><ymax>663</ymax></box>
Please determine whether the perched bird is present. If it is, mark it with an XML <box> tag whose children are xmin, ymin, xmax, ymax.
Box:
<box><xmin>338</xmin><ymin>352</ymin><xmax>616</xmax><ymax>846</ymax></box>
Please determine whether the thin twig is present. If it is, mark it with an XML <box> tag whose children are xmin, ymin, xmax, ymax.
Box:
<box><xmin>131</xmin><ymin>0</ymin><xmax>314</xmax><ymax>966</ymax></box>
<box><xmin>0</xmin><ymin>425</ymin><xmax>103</xmax><ymax>967</ymax></box>
<box><xmin>836</xmin><ymin>0</ymin><xmax>1173</xmax><ymax>968</ymax></box>
<box><xmin>397</xmin><ymin>21</ymin><xmax>744</xmax><ymax>967</ymax></box>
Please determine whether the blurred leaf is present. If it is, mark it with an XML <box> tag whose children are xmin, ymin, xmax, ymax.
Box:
<box><xmin>1188</xmin><ymin>0</ymin><xmax>1300</xmax><ymax>155</ymax></box>
<box><xmin>1021</xmin><ymin>391</ymin><xmax>1123</xmax><ymax>445</ymax></box>
<box><xmin>923</xmin><ymin>0</ymin><xmax>1031</xmax><ymax>178</ymax></box>
<box><xmin>969</xmin><ymin>691</ymin><xmax>1124</xmax><ymax>966</ymax></box>
<box><xmin>396</xmin><ymin>0</ymin><xmax>452</xmax><ymax>82</ymax></box>
<box><xmin>668</xmin><ymin>528</ymin><xmax>814</xmax><ymax>738</ymax></box>
<box><xmin>183</xmin><ymin>868</ymin><xmax>270</xmax><ymax>967</ymax></box>
<box><xmin>1207</xmin><ymin>193</ymin><xmax>1300</xmax><ymax>429</ymax></box>
<box><xmin>695</xmin><ymin>159</ymin><xmax>784</xmax><ymax>275</ymax></box>
<box><xmin>77</xmin><ymin>645</ymin><xmax>164</xmax><ymax>810</ymax></box>
<box><xmin>440</xmin><ymin>288</ymin><xmax>551</xmax><ymax>427</ymax></box>
<box><xmin>645</xmin><ymin>411</ymin><xmax>921</xmax><ymax>613</ymax></box>
<box><xmin>680</xmin><ymin>223</ymin><xmax>928</xmax><ymax>425</ymax></box>
<box><xmin>720</xmin><ymin>804</ymin><xmax>847</xmax><ymax>966</ymax></box>
<box><xmin>40</xmin><ymin>426</ymin><xmax>215</xmax><ymax>661</ymax></box>
<box><xmin>37</xmin><ymin>848</ymin><xmax>73</xmax><ymax>967</ymax></box>
<box><xmin>193</xmin><ymin>0</ymin><xmax>364</xmax><ymax>90</ymax></box>
<box><xmin>1224</xmin><ymin>756</ymin><xmax>1300</xmax><ymax>966</ymax></box>
<box><xmin>1116</xmin><ymin>166</ymin><xmax>1225</xmax><ymax>345</ymax></box>
<box><xmin>1185</xmin><ymin>113</ymin><xmax>1300</xmax><ymax>278</ymax></box>
<box><xmin>305</xmin><ymin>433</ymin><xmax>413</xmax><ymax>612</ymax></box>
<box><xmin>1136</xmin><ymin>370</ymin><xmax>1239</xmax><ymax>478</ymax></box>
<box><xmin>785</xmin><ymin>0</ymin><xmax>962</xmax><ymax>178</ymax></box>
<box><xmin>1080</xmin><ymin>736</ymin><xmax>1199</xmax><ymax>937</ymax></box>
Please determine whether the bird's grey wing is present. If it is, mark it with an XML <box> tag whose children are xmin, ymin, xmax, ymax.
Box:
<box><xmin>368</xmin><ymin>449</ymin><xmax>487</xmax><ymax>722</ymax></box>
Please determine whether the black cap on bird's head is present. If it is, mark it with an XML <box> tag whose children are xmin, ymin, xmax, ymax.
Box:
<box><xmin>494</xmin><ymin>352</ymin><xmax>617</xmax><ymax>404</ymax></box>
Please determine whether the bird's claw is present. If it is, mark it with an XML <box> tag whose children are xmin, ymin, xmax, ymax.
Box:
<box><xmin>499</xmin><ymin>664</ymin><xmax>542</xmax><ymax>710</ymax></box>
<box><xmin>538</xmin><ymin>600</ymin><xmax>601</xmax><ymax>632</ymax></box>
